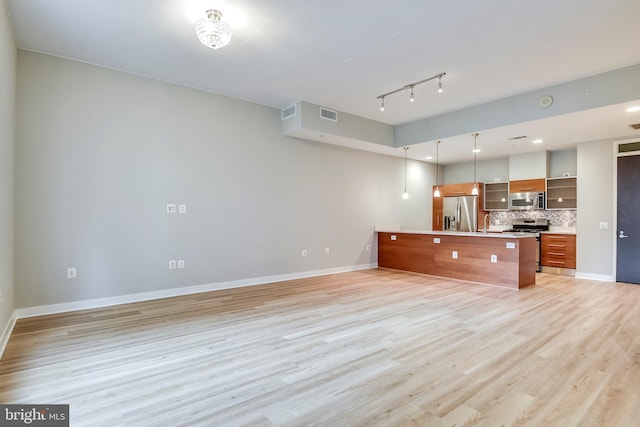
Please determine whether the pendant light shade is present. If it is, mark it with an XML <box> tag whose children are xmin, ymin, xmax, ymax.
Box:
<box><xmin>403</xmin><ymin>147</ymin><xmax>409</xmax><ymax>199</ymax></box>
<box><xmin>471</xmin><ymin>133</ymin><xmax>479</xmax><ymax>195</ymax></box>
<box><xmin>434</xmin><ymin>141</ymin><xmax>441</xmax><ymax>197</ymax></box>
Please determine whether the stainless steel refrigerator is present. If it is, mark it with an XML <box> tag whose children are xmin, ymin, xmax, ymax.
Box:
<box><xmin>443</xmin><ymin>195</ymin><xmax>478</xmax><ymax>232</ymax></box>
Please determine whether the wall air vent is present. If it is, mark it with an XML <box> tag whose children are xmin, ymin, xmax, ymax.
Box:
<box><xmin>281</xmin><ymin>105</ymin><xmax>296</xmax><ymax>120</ymax></box>
<box><xmin>320</xmin><ymin>107</ymin><xmax>338</xmax><ymax>122</ymax></box>
<box><xmin>508</xmin><ymin>135</ymin><xmax>528</xmax><ymax>140</ymax></box>
<box><xmin>629</xmin><ymin>123</ymin><xmax>640</xmax><ymax>130</ymax></box>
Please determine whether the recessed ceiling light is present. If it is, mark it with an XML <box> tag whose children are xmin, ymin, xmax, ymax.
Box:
<box><xmin>425</xmin><ymin>156</ymin><xmax>433</xmax><ymax>160</ymax></box>
<box><xmin>532</xmin><ymin>139</ymin><xmax>544</xmax><ymax>144</ymax></box>
<box><xmin>626</xmin><ymin>106</ymin><xmax>640</xmax><ymax>113</ymax></box>
<box><xmin>472</xmin><ymin>149</ymin><xmax>481</xmax><ymax>153</ymax></box>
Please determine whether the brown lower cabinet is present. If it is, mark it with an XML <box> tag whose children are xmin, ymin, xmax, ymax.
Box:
<box><xmin>378</xmin><ymin>231</ymin><xmax>536</xmax><ymax>289</ymax></box>
<box><xmin>541</xmin><ymin>233</ymin><xmax>576</xmax><ymax>269</ymax></box>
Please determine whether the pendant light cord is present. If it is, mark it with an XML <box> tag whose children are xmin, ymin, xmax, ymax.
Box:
<box><xmin>404</xmin><ymin>147</ymin><xmax>408</xmax><ymax>193</ymax></box>
<box><xmin>436</xmin><ymin>141</ymin><xmax>439</xmax><ymax>186</ymax></box>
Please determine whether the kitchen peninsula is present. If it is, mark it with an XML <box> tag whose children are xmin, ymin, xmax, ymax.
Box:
<box><xmin>376</xmin><ymin>229</ymin><xmax>537</xmax><ymax>289</ymax></box>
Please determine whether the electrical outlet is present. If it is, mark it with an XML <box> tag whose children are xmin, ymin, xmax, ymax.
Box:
<box><xmin>179</xmin><ymin>204</ymin><xmax>187</xmax><ymax>214</ymax></box>
<box><xmin>600</xmin><ymin>222</ymin><xmax>608</xmax><ymax>230</ymax></box>
<box><xmin>434</xmin><ymin>238</ymin><xmax>440</xmax><ymax>244</ymax></box>
<box><xmin>302</xmin><ymin>249</ymin><xmax>307</xmax><ymax>257</ymax></box>
<box><xmin>391</xmin><ymin>235</ymin><xmax>397</xmax><ymax>241</ymax></box>
<box><xmin>491</xmin><ymin>254</ymin><xmax>498</xmax><ymax>263</ymax></box>
<box><xmin>452</xmin><ymin>251</ymin><xmax>458</xmax><ymax>259</ymax></box>
<box><xmin>169</xmin><ymin>260</ymin><xmax>177</xmax><ymax>269</ymax></box>
<box><xmin>177</xmin><ymin>260</ymin><xmax>185</xmax><ymax>269</ymax></box>
<box><xmin>324</xmin><ymin>248</ymin><xmax>330</xmax><ymax>255</ymax></box>
<box><xmin>366</xmin><ymin>244</ymin><xmax>371</xmax><ymax>251</ymax></box>
<box><xmin>506</xmin><ymin>242</ymin><xmax>516</xmax><ymax>249</ymax></box>
<box><xmin>167</xmin><ymin>204</ymin><xmax>177</xmax><ymax>214</ymax></box>
<box><xmin>67</xmin><ymin>267</ymin><xmax>77</xmax><ymax>279</ymax></box>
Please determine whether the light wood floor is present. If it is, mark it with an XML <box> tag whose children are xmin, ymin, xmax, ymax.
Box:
<box><xmin>2</xmin><ymin>269</ymin><xmax>640</xmax><ymax>426</ymax></box>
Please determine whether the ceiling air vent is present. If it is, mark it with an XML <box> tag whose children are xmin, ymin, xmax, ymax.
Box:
<box><xmin>629</xmin><ymin>123</ymin><xmax>640</xmax><ymax>130</ymax></box>
<box><xmin>281</xmin><ymin>105</ymin><xmax>296</xmax><ymax>120</ymax></box>
<box><xmin>508</xmin><ymin>135</ymin><xmax>528</xmax><ymax>140</ymax></box>
<box><xmin>320</xmin><ymin>107</ymin><xmax>338</xmax><ymax>122</ymax></box>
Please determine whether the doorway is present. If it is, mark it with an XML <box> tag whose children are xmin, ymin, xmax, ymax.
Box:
<box><xmin>616</xmin><ymin>145</ymin><xmax>640</xmax><ymax>284</ymax></box>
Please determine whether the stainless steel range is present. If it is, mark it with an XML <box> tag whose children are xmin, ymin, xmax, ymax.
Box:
<box><xmin>503</xmin><ymin>218</ymin><xmax>550</xmax><ymax>272</ymax></box>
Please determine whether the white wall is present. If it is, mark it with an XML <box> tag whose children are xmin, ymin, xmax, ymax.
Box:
<box><xmin>0</xmin><ymin>1</ymin><xmax>16</xmax><ymax>340</ymax></box>
<box><xmin>576</xmin><ymin>139</ymin><xmax>614</xmax><ymax>280</ymax></box>
<box><xmin>14</xmin><ymin>51</ymin><xmax>434</xmax><ymax>308</ymax></box>
<box><xmin>443</xmin><ymin>158</ymin><xmax>509</xmax><ymax>185</ymax></box>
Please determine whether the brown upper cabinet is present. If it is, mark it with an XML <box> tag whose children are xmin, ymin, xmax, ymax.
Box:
<box><xmin>509</xmin><ymin>178</ymin><xmax>546</xmax><ymax>193</ymax></box>
<box><xmin>442</xmin><ymin>182</ymin><xmax>477</xmax><ymax>197</ymax></box>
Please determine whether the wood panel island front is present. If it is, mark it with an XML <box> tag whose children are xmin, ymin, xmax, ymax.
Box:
<box><xmin>376</xmin><ymin>229</ymin><xmax>537</xmax><ymax>289</ymax></box>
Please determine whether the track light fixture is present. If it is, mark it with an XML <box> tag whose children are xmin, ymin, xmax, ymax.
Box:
<box><xmin>377</xmin><ymin>72</ymin><xmax>446</xmax><ymax>111</ymax></box>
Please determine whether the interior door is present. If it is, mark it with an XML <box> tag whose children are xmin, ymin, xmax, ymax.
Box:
<box><xmin>616</xmin><ymin>154</ymin><xmax>640</xmax><ymax>284</ymax></box>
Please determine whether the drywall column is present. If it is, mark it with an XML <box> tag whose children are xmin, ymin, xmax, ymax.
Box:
<box><xmin>576</xmin><ymin>139</ymin><xmax>614</xmax><ymax>281</ymax></box>
<box><xmin>0</xmin><ymin>1</ymin><xmax>17</xmax><ymax>346</ymax></box>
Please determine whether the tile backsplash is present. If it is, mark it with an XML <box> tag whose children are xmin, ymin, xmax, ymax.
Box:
<box><xmin>490</xmin><ymin>210</ymin><xmax>576</xmax><ymax>228</ymax></box>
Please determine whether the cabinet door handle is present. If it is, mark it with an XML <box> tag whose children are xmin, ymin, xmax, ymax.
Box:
<box><xmin>548</xmin><ymin>252</ymin><xmax>565</xmax><ymax>256</ymax></box>
<box><xmin>549</xmin><ymin>261</ymin><xmax>566</xmax><ymax>265</ymax></box>
<box><xmin>518</xmin><ymin>187</ymin><xmax>535</xmax><ymax>191</ymax></box>
<box><xmin>548</xmin><ymin>244</ymin><xmax>566</xmax><ymax>248</ymax></box>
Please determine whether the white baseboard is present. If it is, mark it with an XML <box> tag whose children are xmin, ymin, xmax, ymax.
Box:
<box><xmin>14</xmin><ymin>263</ymin><xmax>378</xmax><ymax>319</ymax></box>
<box><xmin>575</xmin><ymin>272</ymin><xmax>614</xmax><ymax>282</ymax></box>
<box><xmin>0</xmin><ymin>311</ymin><xmax>17</xmax><ymax>359</ymax></box>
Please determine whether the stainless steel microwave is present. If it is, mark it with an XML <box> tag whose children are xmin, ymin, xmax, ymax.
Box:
<box><xmin>509</xmin><ymin>192</ymin><xmax>545</xmax><ymax>210</ymax></box>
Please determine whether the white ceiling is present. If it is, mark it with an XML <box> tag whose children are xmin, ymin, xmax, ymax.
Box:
<box><xmin>6</xmin><ymin>0</ymin><xmax>640</xmax><ymax>164</ymax></box>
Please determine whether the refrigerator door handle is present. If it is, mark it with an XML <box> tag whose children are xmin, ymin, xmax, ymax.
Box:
<box><xmin>456</xmin><ymin>199</ymin><xmax>461</xmax><ymax>231</ymax></box>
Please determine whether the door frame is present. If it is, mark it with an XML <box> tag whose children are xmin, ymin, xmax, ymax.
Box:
<box><xmin>613</xmin><ymin>138</ymin><xmax>640</xmax><ymax>282</ymax></box>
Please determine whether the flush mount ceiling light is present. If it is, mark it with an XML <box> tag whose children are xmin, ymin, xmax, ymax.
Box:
<box><xmin>626</xmin><ymin>106</ymin><xmax>640</xmax><ymax>113</ymax></box>
<box><xmin>195</xmin><ymin>9</ymin><xmax>232</xmax><ymax>49</ymax></box>
<box><xmin>377</xmin><ymin>72</ymin><xmax>446</xmax><ymax>111</ymax></box>
<box><xmin>532</xmin><ymin>139</ymin><xmax>544</xmax><ymax>144</ymax></box>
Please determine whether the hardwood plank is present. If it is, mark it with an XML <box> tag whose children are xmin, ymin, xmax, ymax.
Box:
<box><xmin>1</xmin><ymin>270</ymin><xmax>640</xmax><ymax>426</ymax></box>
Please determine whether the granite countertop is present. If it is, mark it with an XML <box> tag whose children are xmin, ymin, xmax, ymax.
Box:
<box><xmin>541</xmin><ymin>226</ymin><xmax>577</xmax><ymax>235</ymax></box>
<box><xmin>374</xmin><ymin>227</ymin><xmax>536</xmax><ymax>239</ymax></box>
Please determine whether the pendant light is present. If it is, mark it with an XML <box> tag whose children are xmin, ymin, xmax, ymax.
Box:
<box><xmin>433</xmin><ymin>141</ymin><xmax>441</xmax><ymax>197</ymax></box>
<box><xmin>471</xmin><ymin>133</ymin><xmax>479</xmax><ymax>196</ymax></box>
<box><xmin>403</xmin><ymin>147</ymin><xmax>409</xmax><ymax>199</ymax></box>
